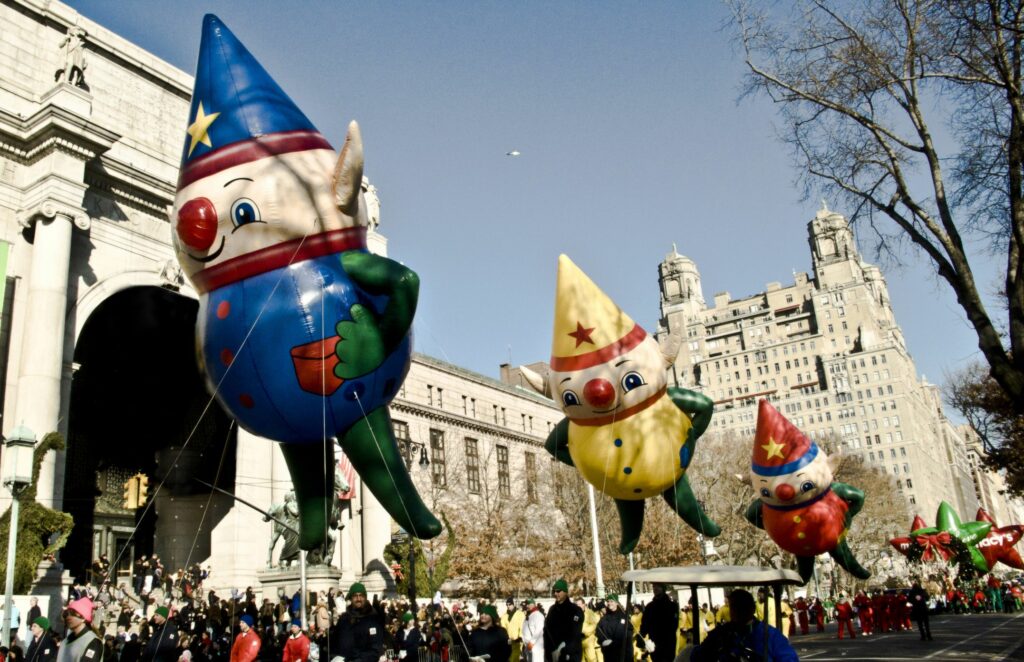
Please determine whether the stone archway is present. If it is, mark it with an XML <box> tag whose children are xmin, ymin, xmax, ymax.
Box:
<box><xmin>63</xmin><ymin>285</ymin><xmax>235</xmax><ymax>585</ymax></box>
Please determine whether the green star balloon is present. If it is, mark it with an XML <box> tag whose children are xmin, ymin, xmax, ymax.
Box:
<box><xmin>911</xmin><ymin>501</ymin><xmax>991</xmax><ymax>573</ymax></box>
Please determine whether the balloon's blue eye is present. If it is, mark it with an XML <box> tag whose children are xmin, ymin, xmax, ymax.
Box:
<box><xmin>562</xmin><ymin>390</ymin><xmax>580</xmax><ymax>407</ymax></box>
<box><xmin>801</xmin><ymin>481</ymin><xmax>815</xmax><ymax>493</ymax></box>
<box><xmin>621</xmin><ymin>371</ymin><xmax>645</xmax><ymax>392</ymax></box>
<box><xmin>230</xmin><ymin>198</ymin><xmax>261</xmax><ymax>229</ymax></box>
<box><xmin>760</xmin><ymin>488</ymin><xmax>771</xmax><ymax>498</ymax></box>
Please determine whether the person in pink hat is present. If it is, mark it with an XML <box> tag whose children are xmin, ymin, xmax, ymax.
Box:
<box><xmin>57</xmin><ymin>598</ymin><xmax>102</xmax><ymax>662</ymax></box>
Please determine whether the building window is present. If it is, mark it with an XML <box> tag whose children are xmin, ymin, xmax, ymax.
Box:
<box><xmin>437</xmin><ymin>388</ymin><xmax>443</xmax><ymax>408</ymax></box>
<box><xmin>906</xmin><ymin>479</ymin><xmax>913</xmax><ymax>489</ymax></box>
<box><xmin>430</xmin><ymin>429</ymin><xmax>446</xmax><ymax>487</ymax></box>
<box><xmin>427</xmin><ymin>385</ymin><xmax>433</xmax><ymax>406</ymax></box>
<box><xmin>465</xmin><ymin>438</ymin><xmax>480</xmax><ymax>494</ymax></box>
<box><xmin>524</xmin><ymin>452</ymin><xmax>537</xmax><ymax>503</ymax></box>
<box><xmin>900</xmin><ymin>447</ymin><xmax>906</xmax><ymax>457</ymax></box>
<box><xmin>909</xmin><ymin>495</ymin><xmax>916</xmax><ymax>505</ymax></box>
<box><xmin>394</xmin><ymin>420</ymin><xmax>410</xmax><ymax>458</ymax></box>
<box><xmin>497</xmin><ymin>445</ymin><xmax>510</xmax><ymax>497</ymax></box>
<box><xmin>462</xmin><ymin>395</ymin><xmax>468</xmax><ymax>415</ymax></box>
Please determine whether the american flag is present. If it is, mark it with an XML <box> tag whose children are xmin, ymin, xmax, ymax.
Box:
<box><xmin>338</xmin><ymin>451</ymin><xmax>357</xmax><ymax>500</ymax></box>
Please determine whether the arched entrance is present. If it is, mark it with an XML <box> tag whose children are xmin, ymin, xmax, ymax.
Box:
<box><xmin>63</xmin><ymin>285</ymin><xmax>236</xmax><ymax>585</ymax></box>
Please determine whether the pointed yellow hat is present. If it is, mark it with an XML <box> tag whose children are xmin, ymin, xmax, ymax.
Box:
<box><xmin>550</xmin><ymin>255</ymin><xmax>647</xmax><ymax>372</ymax></box>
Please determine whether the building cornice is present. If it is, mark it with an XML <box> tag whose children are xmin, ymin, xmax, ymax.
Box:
<box><xmin>390</xmin><ymin>398</ymin><xmax>547</xmax><ymax>449</ymax></box>
<box><xmin>0</xmin><ymin>102</ymin><xmax>119</xmax><ymax>165</ymax></box>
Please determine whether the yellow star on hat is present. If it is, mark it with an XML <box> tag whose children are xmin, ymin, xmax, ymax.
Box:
<box><xmin>186</xmin><ymin>101</ymin><xmax>221</xmax><ymax>157</ymax></box>
<box><xmin>761</xmin><ymin>436</ymin><xmax>786</xmax><ymax>460</ymax></box>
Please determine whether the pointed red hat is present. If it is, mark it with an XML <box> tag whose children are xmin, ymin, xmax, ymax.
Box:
<box><xmin>751</xmin><ymin>399</ymin><xmax>818</xmax><ymax>476</ymax></box>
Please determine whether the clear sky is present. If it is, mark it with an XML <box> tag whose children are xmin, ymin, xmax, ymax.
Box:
<box><xmin>70</xmin><ymin>0</ymin><xmax>998</xmax><ymax>392</ymax></box>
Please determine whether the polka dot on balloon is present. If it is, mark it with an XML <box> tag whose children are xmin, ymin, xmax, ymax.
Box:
<box><xmin>793</xmin><ymin>515</ymin><xmax>802</xmax><ymax>523</ymax></box>
<box><xmin>623</xmin><ymin>466</ymin><xmax>632</xmax><ymax>475</ymax></box>
<box><xmin>633</xmin><ymin>488</ymin><xmax>642</xmax><ymax>494</ymax></box>
<box><xmin>239</xmin><ymin>393</ymin><xmax>254</xmax><ymax>408</ymax></box>
<box><xmin>797</xmin><ymin>532</ymin><xmax>806</xmax><ymax>540</ymax></box>
<box><xmin>220</xmin><ymin>349</ymin><xmax>233</xmax><ymax>366</ymax></box>
<box><xmin>216</xmin><ymin>301</ymin><xmax>231</xmax><ymax>319</ymax></box>
<box><xmin>614</xmin><ymin>438</ymin><xmax>623</xmax><ymax>447</ymax></box>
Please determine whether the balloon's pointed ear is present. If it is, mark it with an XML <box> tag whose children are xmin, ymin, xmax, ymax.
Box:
<box><xmin>519</xmin><ymin>365</ymin><xmax>550</xmax><ymax>397</ymax></box>
<box><xmin>333</xmin><ymin>120</ymin><xmax>364</xmax><ymax>217</ymax></box>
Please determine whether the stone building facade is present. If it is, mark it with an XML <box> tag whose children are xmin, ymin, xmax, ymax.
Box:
<box><xmin>655</xmin><ymin>206</ymin><xmax>984</xmax><ymax>522</ymax></box>
<box><xmin>0</xmin><ymin>0</ymin><xmax>561</xmax><ymax>595</ymax></box>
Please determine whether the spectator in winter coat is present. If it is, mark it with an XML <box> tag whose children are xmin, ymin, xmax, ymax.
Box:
<box><xmin>467</xmin><ymin>606</ymin><xmax>511</xmax><ymax>662</ymax></box>
<box><xmin>639</xmin><ymin>584</ymin><xmax>676</xmax><ymax>662</ymax></box>
<box><xmin>909</xmin><ymin>582</ymin><xmax>932</xmax><ymax>641</ymax></box>
<box><xmin>329</xmin><ymin>584</ymin><xmax>384</xmax><ymax>662</ymax></box>
<box><xmin>691</xmin><ymin>590</ymin><xmax>797</xmax><ymax>662</ymax></box>
<box><xmin>281</xmin><ymin>621</ymin><xmax>310</xmax><ymax>662</ymax></box>
<box><xmin>520</xmin><ymin>600</ymin><xmax>544</xmax><ymax>662</ymax></box>
<box><xmin>596</xmin><ymin>596</ymin><xmax>633</xmax><ymax>662</ymax></box>
<box><xmin>26</xmin><ymin>617</ymin><xmax>57</xmax><ymax>662</ymax></box>
<box><xmin>395</xmin><ymin>613</ymin><xmax>421</xmax><ymax>661</ymax></box>
<box><xmin>143</xmin><ymin>607</ymin><xmax>180</xmax><ymax>662</ymax></box>
<box><xmin>230</xmin><ymin>616</ymin><xmax>261</xmax><ymax>662</ymax></box>
<box><xmin>56</xmin><ymin>598</ymin><xmax>103</xmax><ymax>662</ymax></box>
<box><xmin>544</xmin><ymin>580</ymin><xmax>583</xmax><ymax>662</ymax></box>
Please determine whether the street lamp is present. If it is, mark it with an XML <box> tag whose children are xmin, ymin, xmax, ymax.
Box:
<box><xmin>2</xmin><ymin>426</ymin><xmax>36</xmax><ymax>647</ymax></box>
<box><xmin>401</xmin><ymin>441</ymin><xmax>429</xmax><ymax>603</ymax></box>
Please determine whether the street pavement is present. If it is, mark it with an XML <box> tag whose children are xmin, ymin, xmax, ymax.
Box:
<box><xmin>782</xmin><ymin>612</ymin><xmax>1024</xmax><ymax>660</ymax></box>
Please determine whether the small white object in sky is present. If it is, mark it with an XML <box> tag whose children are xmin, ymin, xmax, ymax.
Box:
<box><xmin>506</xmin><ymin>150</ymin><xmax>521</xmax><ymax>157</ymax></box>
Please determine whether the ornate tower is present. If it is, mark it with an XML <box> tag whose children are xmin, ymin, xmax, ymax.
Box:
<box><xmin>658</xmin><ymin>244</ymin><xmax>705</xmax><ymax>332</ymax></box>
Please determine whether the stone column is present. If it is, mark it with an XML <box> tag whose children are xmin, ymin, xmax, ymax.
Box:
<box><xmin>208</xmin><ymin>428</ymin><xmax>273</xmax><ymax>594</ymax></box>
<box><xmin>359</xmin><ymin>483</ymin><xmax>391</xmax><ymax>594</ymax></box>
<box><xmin>14</xmin><ymin>204</ymin><xmax>88</xmax><ymax>508</ymax></box>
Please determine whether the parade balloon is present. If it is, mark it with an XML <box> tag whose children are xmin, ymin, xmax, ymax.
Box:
<box><xmin>975</xmin><ymin>508</ymin><xmax>1024</xmax><ymax>571</ymax></box>
<box><xmin>519</xmin><ymin>255</ymin><xmax>720</xmax><ymax>554</ymax></box>
<box><xmin>910</xmin><ymin>502</ymin><xmax>990</xmax><ymax>577</ymax></box>
<box><xmin>889</xmin><ymin>515</ymin><xmax>929</xmax><ymax>559</ymax></box>
<box><xmin>172</xmin><ymin>15</ymin><xmax>441</xmax><ymax>549</ymax></box>
<box><xmin>741</xmin><ymin>400</ymin><xmax>870</xmax><ymax>583</ymax></box>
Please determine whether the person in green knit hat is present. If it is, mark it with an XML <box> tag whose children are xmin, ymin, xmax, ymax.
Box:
<box><xmin>468</xmin><ymin>604</ymin><xmax>511</xmax><ymax>662</ymax></box>
<box><xmin>545</xmin><ymin>579</ymin><xmax>583</xmax><ymax>662</ymax></box>
<box><xmin>330</xmin><ymin>583</ymin><xmax>384</xmax><ymax>662</ymax></box>
<box><xmin>27</xmin><ymin>616</ymin><xmax>57</xmax><ymax>662</ymax></box>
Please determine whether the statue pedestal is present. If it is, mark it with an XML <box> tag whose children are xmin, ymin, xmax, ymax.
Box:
<box><xmin>257</xmin><ymin>564</ymin><xmax>343</xmax><ymax>601</ymax></box>
<box><xmin>33</xmin><ymin>559</ymin><xmax>73</xmax><ymax>626</ymax></box>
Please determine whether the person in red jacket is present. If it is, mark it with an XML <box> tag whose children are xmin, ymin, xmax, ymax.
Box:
<box><xmin>794</xmin><ymin>598</ymin><xmax>809</xmax><ymax>635</ymax></box>
<box><xmin>283</xmin><ymin>620</ymin><xmax>311</xmax><ymax>662</ymax></box>
<box><xmin>885</xmin><ymin>592</ymin><xmax>903</xmax><ymax>631</ymax></box>
<box><xmin>871</xmin><ymin>591</ymin><xmax>888</xmax><ymax>633</ymax></box>
<box><xmin>834</xmin><ymin>595</ymin><xmax>856</xmax><ymax>640</ymax></box>
<box><xmin>810</xmin><ymin>599</ymin><xmax>825</xmax><ymax>633</ymax></box>
<box><xmin>232</xmin><ymin>614</ymin><xmax>262</xmax><ymax>662</ymax></box>
<box><xmin>853</xmin><ymin>591</ymin><xmax>872</xmax><ymax>636</ymax></box>
<box><xmin>899</xmin><ymin>592</ymin><xmax>913</xmax><ymax>630</ymax></box>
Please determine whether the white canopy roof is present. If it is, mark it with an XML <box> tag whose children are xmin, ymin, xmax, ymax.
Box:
<box><xmin>621</xmin><ymin>565</ymin><xmax>804</xmax><ymax>588</ymax></box>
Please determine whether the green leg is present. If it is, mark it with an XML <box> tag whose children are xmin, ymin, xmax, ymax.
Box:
<box><xmin>339</xmin><ymin>406</ymin><xmax>443</xmax><ymax>539</ymax></box>
<box><xmin>797</xmin><ymin>555</ymin><xmax>816</xmax><ymax>583</ymax></box>
<box><xmin>831</xmin><ymin>540</ymin><xmax>870</xmax><ymax>579</ymax></box>
<box><xmin>280</xmin><ymin>441</ymin><xmax>335</xmax><ymax>551</ymax></box>
<box><xmin>662</xmin><ymin>474</ymin><xmax>721</xmax><ymax>537</ymax></box>
<box><xmin>615</xmin><ymin>499</ymin><xmax>646</xmax><ymax>555</ymax></box>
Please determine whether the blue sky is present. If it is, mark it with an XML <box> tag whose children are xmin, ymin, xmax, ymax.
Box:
<box><xmin>71</xmin><ymin>1</ymin><xmax>998</xmax><ymax>393</ymax></box>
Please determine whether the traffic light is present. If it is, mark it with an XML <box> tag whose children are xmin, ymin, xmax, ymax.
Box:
<box><xmin>137</xmin><ymin>474</ymin><xmax>149</xmax><ymax>504</ymax></box>
<box><xmin>123</xmin><ymin>476</ymin><xmax>139</xmax><ymax>510</ymax></box>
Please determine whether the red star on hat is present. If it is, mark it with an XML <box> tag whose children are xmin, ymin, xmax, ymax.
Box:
<box><xmin>568</xmin><ymin>322</ymin><xmax>596</xmax><ymax>348</ymax></box>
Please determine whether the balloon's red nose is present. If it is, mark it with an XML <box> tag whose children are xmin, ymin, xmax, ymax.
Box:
<box><xmin>584</xmin><ymin>378</ymin><xmax>615</xmax><ymax>408</ymax></box>
<box><xmin>774</xmin><ymin>483</ymin><xmax>796</xmax><ymax>502</ymax></box>
<box><xmin>177</xmin><ymin>197</ymin><xmax>218</xmax><ymax>251</ymax></box>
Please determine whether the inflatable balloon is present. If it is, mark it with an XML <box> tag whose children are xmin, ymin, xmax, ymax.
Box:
<box><xmin>742</xmin><ymin>399</ymin><xmax>869</xmax><ymax>582</ymax></box>
<box><xmin>975</xmin><ymin>508</ymin><xmax>1024</xmax><ymax>571</ymax></box>
<box><xmin>910</xmin><ymin>502</ymin><xmax>990</xmax><ymax>578</ymax></box>
<box><xmin>172</xmin><ymin>15</ymin><xmax>441</xmax><ymax>549</ymax></box>
<box><xmin>519</xmin><ymin>255</ymin><xmax>719</xmax><ymax>554</ymax></box>
<box><xmin>889</xmin><ymin>515</ymin><xmax>929</xmax><ymax>559</ymax></box>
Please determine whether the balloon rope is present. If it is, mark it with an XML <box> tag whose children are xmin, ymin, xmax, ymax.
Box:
<box><xmin>351</xmin><ymin>390</ymin><xmax>420</xmax><ymax>540</ymax></box>
<box><xmin>100</xmin><ymin>227</ymin><xmax>316</xmax><ymax>596</ymax></box>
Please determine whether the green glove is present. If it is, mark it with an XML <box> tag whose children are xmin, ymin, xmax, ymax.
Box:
<box><xmin>335</xmin><ymin>303</ymin><xmax>385</xmax><ymax>379</ymax></box>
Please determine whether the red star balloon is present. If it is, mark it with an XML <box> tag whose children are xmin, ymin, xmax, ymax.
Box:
<box><xmin>976</xmin><ymin>508</ymin><xmax>1024</xmax><ymax>570</ymax></box>
<box><xmin>890</xmin><ymin>515</ymin><xmax>928</xmax><ymax>558</ymax></box>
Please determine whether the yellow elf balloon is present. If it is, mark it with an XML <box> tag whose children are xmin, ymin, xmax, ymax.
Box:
<box><xmin>521</xmin><ymin>255</ymin><xmax>720</xmax><ymax>553</ymax></box>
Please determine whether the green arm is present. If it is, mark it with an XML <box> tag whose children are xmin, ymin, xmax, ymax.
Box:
<box><xmin>341</xmin><ymin>251</ymin><xmax>419</xmax><ymax>350</ymax></box>
<box><xmin>831</xmin><ymin>482</ymin><xmax>865</xmax><ymax>526</ymax></box>
<box><xmin>544</xmin><ymin>418</ymin><xmax>574</xmax><ymax>467</ymax></box>
<box><xmin>669</xmin><ymin>387</ymin><xmax>713</xmax><ymax>469</ymax></box>
<box><xmin>744</xmin><ymin>498</ymin><xmax>765</xmax><ymax>530</ymax></box>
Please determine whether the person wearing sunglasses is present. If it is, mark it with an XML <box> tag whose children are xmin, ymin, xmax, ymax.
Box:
<box><xmin>57</xmin><ymin>598</ymin><xmax>103</xmax><ymax>662</ymax></box>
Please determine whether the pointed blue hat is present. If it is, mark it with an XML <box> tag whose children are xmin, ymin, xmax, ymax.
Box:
<box><xmin>178</xmin><ymin>15</ymin><xmax>332</xmax><ymax>189</ymax></box>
